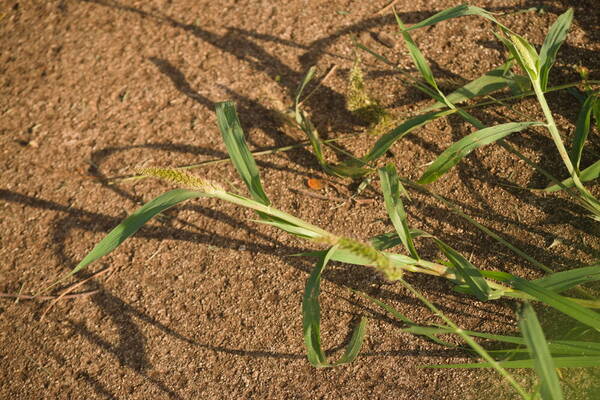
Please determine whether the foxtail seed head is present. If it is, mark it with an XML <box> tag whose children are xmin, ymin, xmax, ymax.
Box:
<box><xmin>331</xmin><ymin>237</ymin><xmax>404</xmax><ymax>281</ymax></box>
<box><xmin>139</xmin><ymin>167</ymin><xmax>224</xmax><ymax>194</ymax></box>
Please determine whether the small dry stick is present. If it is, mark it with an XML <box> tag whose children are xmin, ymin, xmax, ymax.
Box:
<box><xmin>377</xmin><ymin>0</ymin><xmax>400</xmax><ymax>15</ymax></box>
<box><xmin>41</xmin><ymin>266</ymin><xmax>115</xmax><ymax>319</ymax></box>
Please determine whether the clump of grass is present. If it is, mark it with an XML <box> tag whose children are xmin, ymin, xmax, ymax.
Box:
<box><xmin>45</xmin><ymin>4</ymin><xmax>600</xmax><ymax>400</ymax></box>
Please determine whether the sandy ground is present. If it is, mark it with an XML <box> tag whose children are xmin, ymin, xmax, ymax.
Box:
<box><xmin>1</xmin><ymin>0</ymin><xmax>599</xmax><ymax>399</ymax></box>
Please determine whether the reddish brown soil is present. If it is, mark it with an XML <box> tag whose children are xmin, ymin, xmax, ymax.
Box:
<box><xmin>1</xmin><ymin>1</ymin><xmax>599</xmax><ymax>399</ymax></box>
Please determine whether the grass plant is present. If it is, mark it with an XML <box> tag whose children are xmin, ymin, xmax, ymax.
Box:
<box><xmin>53</xmin><ymin>4</ymin><xmax>599</xmax><ymax>399</ymax></box>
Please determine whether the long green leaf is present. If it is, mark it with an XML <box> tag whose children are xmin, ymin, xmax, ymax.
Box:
<box><xmin>518</xmin><ymin>302</ymin><xmax>564</xmax><ymax>400</ymax></box>
<box><xmin>67</xmin><ymin>189</ymin><xmax>206</xmax><ymax>278</ymax></box>
<box><xmin>539</xmin><ymin>9</ymin><xmax>573</xmax><ymax>91</ymax></box>
<box><xmin>570</xmin><ymin>94</ymin><xmax>596</xmax><ymax>170</ymax></box>
<box><xmin>378</xmin><ymin>164</ymin><xmax>419</xmax><ymax>259</ymax></box>
<box><xmin>435</xmin><ymin>239</ymin><xmax>491</xmax><ymax>301</ymax></box>
<box><xmin>424</xmin><ymin>61</ymin><xmax>517</xmax><ymax>111</ymax></box>
<box><xmin>295</xmin><ymin>66</ymin><xmax>317</xmax><ymax>109</ymax></box>
<box><xmin>534</xmin><ymin>264</ymin><xmax>600</xmax><ymax>293</ymax></box>
<box><xmin>545</xmin><ymin>159</ymin><xmax>600</xmax><ymax>192</ymax></box>
<box><xmin>362</xmin><ymin>109</ymin><xmax>453</xmax><ymax>163</ymax></box>
<box><xmin>395</xmin><ymin>12</ymin><xmax>437</xmax><ymax>89</ymax></box>
<box><xmin>426</xmin><ymin>356</ymin><xmax>600</xmax><ymax>368</ymax></box>
<box><xmin>418</xmin><ymin>121</ymin><xmax>542</xmax><ymax>184</ymax></box>
<box><xmin>509</xmin><ymin>276</ymin><xmax>600</xmax><ymax>330</ymax></box>
<box><xmin>303</xmin><ymin>247</ymin><xmax>367</xmax><ymax>367</ymax></box>
<box><xmin>401</xmin><ymin>5</ymin><xmax>505</xmax><ymax>32</ymax></box>
<box><xmin>215</xmin><ymin>101</ymin><xmax>270</xmax><ymax>206</ymax></box>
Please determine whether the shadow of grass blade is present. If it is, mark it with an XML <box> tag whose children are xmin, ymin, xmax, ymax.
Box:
<box><xmin>378</xmin><ymin>164</ymin><xmax>419</xmax><ymax>259</ymax></box>
<box><xmin>418</xmin><ymin>121</ymin><xmax>543</xmax><ymax>184</ymax></box>
<box><xmin>215</xmin><ymin>101</ymin><xmax>270</xmax><ymax>206</ymax></box>
<box><xmin>303</xmin><ymin>247</ymin><xmax>367</xmax><ymax>367</ymax></box>
<box><xmin>362</xmin><ymin>109</ymin><xmax>452</xmax><ymax>163</ymax></box>
<box><xmin>569</xmin><ymin>94</ymin><xmax>596</xmax><ymax>170</ymax></box>
<box><xmin>518</xmin><ymin>302</ymin><xmax>564</xmax><ymax>400</ymax></box>
<box><xmin>539</xmin><ymin>9</ymin><xmax>573</xmax><ymax>91</ymax></box>
<box><xmin>54</xmin><ymin>189</ymin><xmax>206</xmax><ymax>285</ymax></box>
<box><xmin>354</xmin><ymin>290</ymin><xmax>455</xmax><ymax>346</ymax></box>
<box><xmin>435</xmin><ymin>239</ymin><xmax>491</xmax><ymax>301</ymax></box>
<box><xmin>545</xmin><ymin>159</ymin><xmax>600</xmax><ymax>192</ymax></box>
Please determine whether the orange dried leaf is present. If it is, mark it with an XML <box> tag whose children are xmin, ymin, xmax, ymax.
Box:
<box><xmin>307</xmin><ymin>178</ymin><xmax>325</xmax><ymax>190</ymax></box>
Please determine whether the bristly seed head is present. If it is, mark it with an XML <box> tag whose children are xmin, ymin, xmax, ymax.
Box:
<box><xmin>139</xmin><ymin>167</ymin><xmax>224</xmax><ymax>194</ymax></box>
<box><xmin>335</xmin><ymin>237</ymin><xmax>404</xmax><ymax>281</ymax></box>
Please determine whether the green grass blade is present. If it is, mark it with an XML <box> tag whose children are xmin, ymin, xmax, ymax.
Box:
<box><xmin>509</xmin><ymin>276</ymin><xmax>600</xmax><ymax>330</ymax></box>
<box><xmin>570</xmin><ymin>94</ymin><xmax>596</xmax><ymax>170</ymax></box>
<box><xmin>488</xmin><ymin>341</ymin><xmax>600</xmax><ymax>357</ymax></box>
<box><xmin>354</xmin><ymin>42</ymin><xmax>442</xmax><ymax>101</ymax></box>
<box><xmin>435</xmin><ymin>239</ymin><xmax>491</xmax><ymax>301</ymax></box>
<box><xmin>544</xmin><ymin>159</ymin><xmax>600</xmax><ymax>192</ymax></box>
<box><xmin>539</xmin><ymin>9</ymin><xmax>573</xmax><ymax>91</ymax></box>
<box><xmin>378</xmin><ymin>164</ymin><xmax>419</xmax><ymax>259</ymax></box>
<box><xmin>362</xmin><ymin>109</ymin><xmax>453</xmax><ymax>163</ymax></box>
<box><xmin>496</xmin><ymin>31</ymin><xmax>540</xmax><ymax>82</ymax></box>
<box><xmin>253</xmin><ymin>218</ymin><xmax>322</xmax><ymax>239</ymax></box>
<box><xmin>215</xmin><ymin>101</ymin><xmax>270</xmax><ymax>206</ymax></box>
<box><xmin>593</xmin><ymin>95</ymin><xmax>600</xmax><ymax>131</ymax></box>
<box><xmin>395</xmin><ymin>12</ymin><xmax>437</xmax><ymax>89</ymax></box>
<box><xmin>426</xmin><ymin>356</ymin><xmax>600</xmax><ymax>369</ymax></box>
<box><xmin>424</xmin><ymin>61</ymin><xmax>516</xmax><ymax>111</ymax></box>
<box><xmin>303</xmin><ymin>247</ymin><xmax>367</xmax><ymax>367</ymax></box>
<box><xmin>64</xmin><ymin>189</ymin><xmax>206</xmax><ymax>279</ymax></box>
<box><xmin>533</xmin><ymin>264</ymin><xmax>600</xmax><ymax>293</ymax></box>
<box><xmin>295</xmin><ymin>66</ymin><xmax>317</xmax><ymax>109</ymax></box>
<box><xmin>401</xmin><ymin>5</ymin><xmax>505</xmax><ymax>32</ymax></box>
<box><xmin>518</xmin><ymin>302</ymin><xmax>564</xmax><ymax>400</ymax></box>
<box><xmin>418</xmin><ymin>121</ymin><xmax>543</xmax><ymax>184</ymax></box>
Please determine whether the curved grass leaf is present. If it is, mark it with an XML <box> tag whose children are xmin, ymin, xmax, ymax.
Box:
<box><xmin>64</xmin><ymin>189</ymin><xmax>206</xmax><ymax>279</ymax></box>
<box><xmin>507</xmin><ymin>276</ymin><xmax>600</xmax><ymax>330</ymax></box>
<box><xmin>395</xmin><ymin>12</ymin><xmax>437</xmax><ymax>90</ymax></box>
<box><xmin>539</xmin><ymin>9</ymin><xmax>573</xmax><ymax>91</ymax></box>
<box><xmin>418</xmin><ymin>121</ymin><xmax>542</xmax><ymax>184</ymax></box>
<box><xmin>508</xmin><ymin>33</ymin><xmax>540</xmax><ymax>81</ymax></box>
<box><xmin>362</xmin><ymin>109</ymin><xmax>453</xmax><ymax>163</ymax></box>
<box><xmin>294</xmin><ymin>66</ymin><xmax>317</xmax><ymax>110</ymax></box>
<box><xmin>533</xmin><ymin>264</ymin><xmax>600</xmax><ymax>293</ymax></box>
<box><xmin>424</xmin><ymin>61</ymin><xmax>517</xmax><ymax>111</ymax></box>
<box><xmin>435</xmin><ymin>239</ymin><xmax>491</xmax><ymax>301</ymax></box>
<box><xmin>303</xmin><ymin>247</ymin><xmax>367</xmax><ymax>367</ymax></box>
<box><xmin>544</xmin><ymin>159</ymin><xmax>600</xmax><ymax>192</ymax></box>
<box><xmin>570</xmin><ymin>94</ymin><xmax>596</xmax><ymax>170</ymax></box>
<box><xmin>518</xmin><ymin>302</ymin><xmax>564</xmax><ymax>400</ymax></box>
<box><xmin>378</xmin><ymin>164</ymin><xmax>419</xmax><ymax>259</ymax></box>
<box><xmin>400</xmin><ymin>5</ymin><xmax>505</xmax><ymax>33</ymax></box>
<box><xmin>216</xmin><ymin>101</ymin><xmax>270</xmax><ymax>206</ymax></box>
